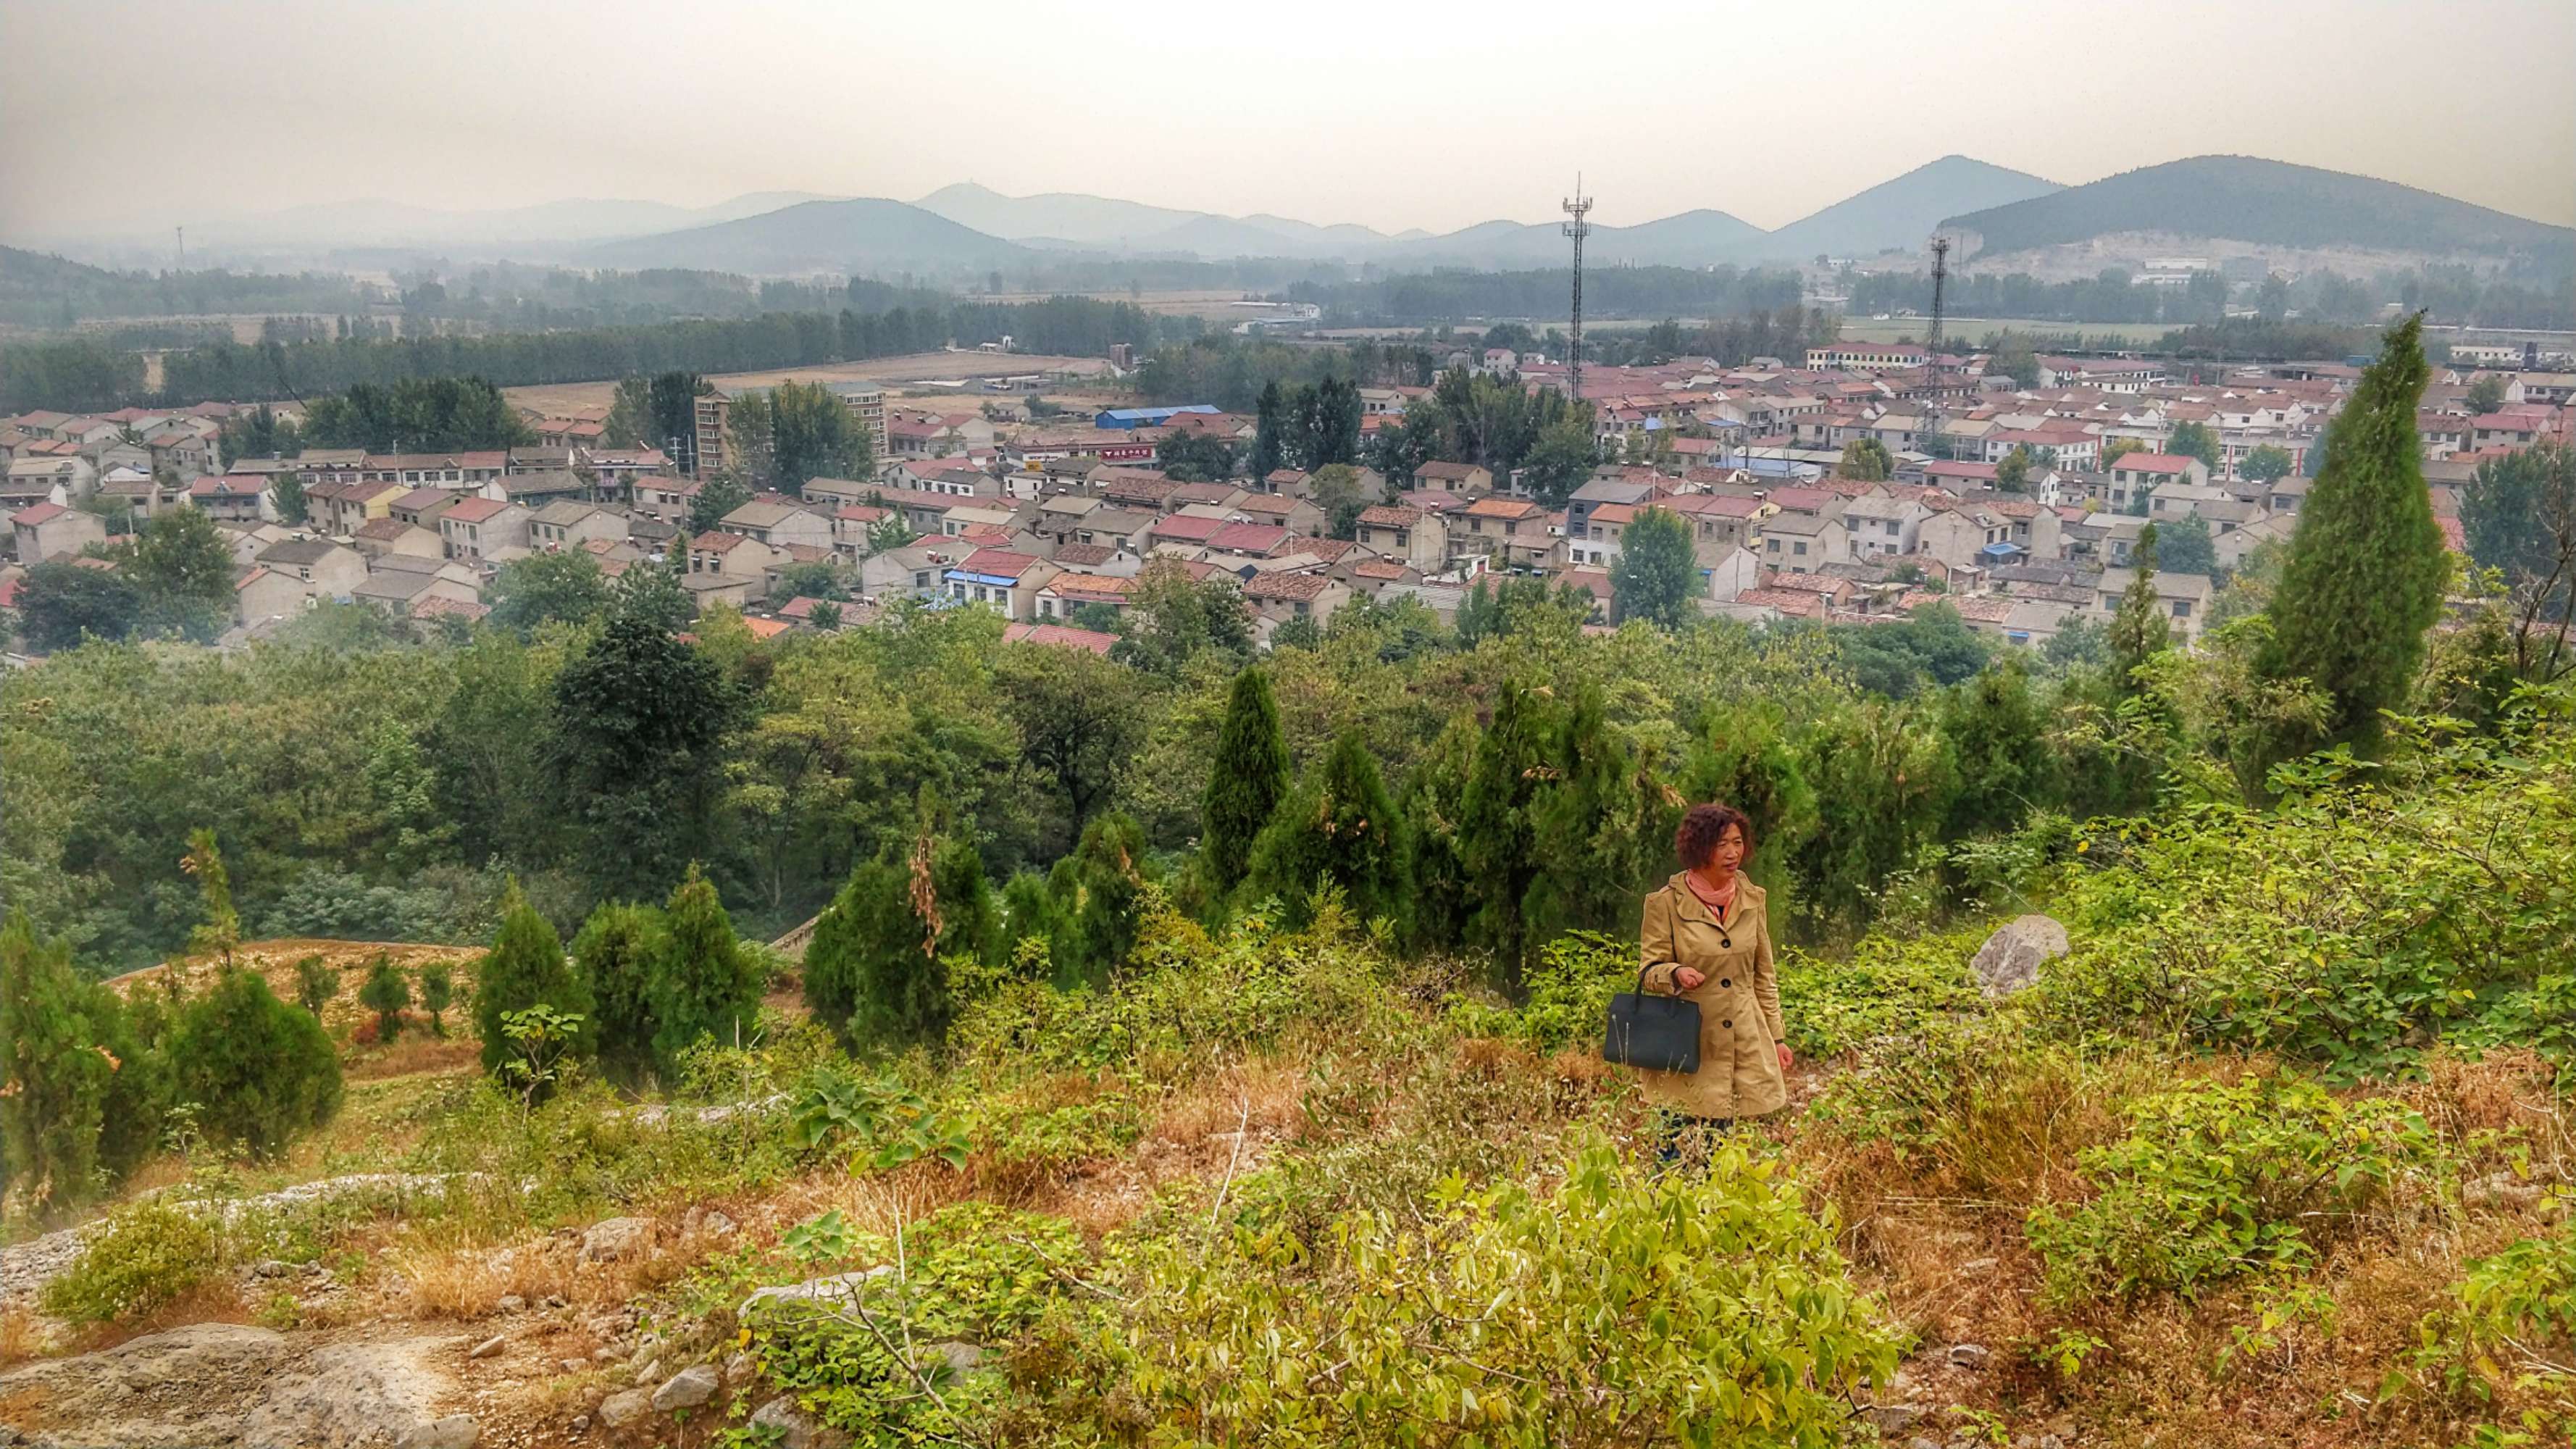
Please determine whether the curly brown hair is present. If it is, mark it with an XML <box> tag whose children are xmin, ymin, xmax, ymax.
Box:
<box><xmin>1674</xmin><ymin>803</ymin><xmax>1755</xmax><ymax>869</ymax></box>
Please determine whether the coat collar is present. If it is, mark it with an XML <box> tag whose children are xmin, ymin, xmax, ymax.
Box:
<box><xmin>1665</xmin><ymin>869</ymin><xmax>1757</xmax><ymax>928</ymax></box>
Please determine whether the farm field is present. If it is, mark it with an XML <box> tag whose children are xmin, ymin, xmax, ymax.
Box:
<box><xmin>501</xmin><ymin>349</ymin><xmax>1118</xmax><ymax>415</ymax></box>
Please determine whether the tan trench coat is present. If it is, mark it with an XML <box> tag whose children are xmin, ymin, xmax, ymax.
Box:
<box><xmin>1631</xmin><ymin>872</ymin><xmax>1787</xmax><ymax>1120</ymax></box>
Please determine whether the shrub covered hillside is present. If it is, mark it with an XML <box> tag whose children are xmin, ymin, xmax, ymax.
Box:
<box><xmin>3</xmin><ymin>320</ymin><xmax>2573</xmax><ymax>1445</ymax></box>
<box><xmin>2</xmin><ymin>689</ymin><xmax>2570</xmax><ymax>1447</ymax></box>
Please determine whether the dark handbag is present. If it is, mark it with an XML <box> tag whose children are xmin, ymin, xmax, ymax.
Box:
<box><xmin>1604</xmin><ymin>964</ymin><xmax>1701</xmax><ymax>1074</ymax></box>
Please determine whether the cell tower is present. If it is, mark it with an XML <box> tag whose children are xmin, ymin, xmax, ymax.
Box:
<box><xmin>1926</xmin><ymin>234</ymin><xmax>1951</xmax><ymax>364</ymax></box>
<box><xmin>1563</xmin><ymin>177</ymin><xmax>1592</xmax><ymax>403</ymax></box>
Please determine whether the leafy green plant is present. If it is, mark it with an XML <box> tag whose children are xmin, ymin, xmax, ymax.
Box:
<box><xmin>495</xmin><ymin>1006</ymin><xmax>585</xmax><ymax>1111</ymax></box>
<box><xmin>1058</xmin><ymin>1140</ymin><xmax>1901</xmax><ymax>1445</ymax></box>
<box><xmin>40</xmin><ymin>1196</ymin><xmax>224</xmax><ymax>1323</ymax></box>
<box><xmin>2408</xmin><ymin>1227</ymin><xmax>2576</xmax><ymax>1408</ymax></box>
<box><xmin>790</xmin><ymin>1069</ymin><xmax>969</xmax><ymax>1172</ymax></box>
<box><xmin>2217</xmin><ymin>1279</ymin><xmax>2340</xmax><ymax>1377</ymax></box>
<box><xmin>1441</xmin><ymin>929</ymin><xmax>1628</xmax><ymax>1053</ymax></box>
<box><xmin>2026</xmin><ymin>1073</ymin><xmax>2440</xmax><ymax>1302</ymax></box>
<box><xmin>746</xmin><ymin>1202</ymin><xmax>1081</xmax><ymax>1442</ymax></box>
<box><xmin>2029</xmin><ymin>1327</ymin><xmax>2109</xmax><ymax>1379</ymax></box>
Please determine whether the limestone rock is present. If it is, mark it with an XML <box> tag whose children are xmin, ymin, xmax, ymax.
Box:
<box><xmin>651</xmin><ymin>1364</ymin><xmax>721</xmax><ymax>1411</ymax></box>
<box><xmin>1969</xmin><ymin>915</ymin><xmax>2068</xmax><ymax>998</ymax></box>
<box><xmin>394</xmin><ymin>1413</ymin><xmax>480</xmax><ymax>1449</ymax></box>
<box><xmin>926</xmin><ymin>1341</ymin><xmax>983</xmax><ymax>1371</ymax></box>
<box><xmin>750</xmin><ymin>1395</ymin><xmax>853</xmax><ymax>1449</ymax></box>
<box><xmin>581</xmin><ymin>1216</ymin><xmax>655</xmax><ymax>1263</ymax></box>
<box><xmin>723</xmin><ymin>1351</ymin><xmax>758</xmax><ymax>1386</ymax></box>
<box><xmin>1947</xmin><ymin>1342</ymin><xmax>1991</xmax><ymax>1369</ymax></box>
<box><xmin>740</xmin><ymin>1265</ymin><xmax>897</xmax><ymax>1316</ymax></box>
<box><xmin>597</xmin><ymin>1388</ymin><xmax>653</xmax><ymax>1428</ymax></box>
<box><xmin>469</xmin><ymin>1335</ymin><xmax>506</xmax><ymax>1359</ymax></box>
<box><xmin>1868</xmin><ymin>1404</ymin><xmax>1925</xmax><ymax>1434</ymax></box>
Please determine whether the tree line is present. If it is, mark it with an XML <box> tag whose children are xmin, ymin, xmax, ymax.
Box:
<box><xmin>1284</xmin><ymin>264</ymin><xmax>1807</xmax><ymax>327</ymax></box>
<box><xmin>0</xmin><ymin>295</ymin><xmax>1192</xmax><ymax>415</ymax></box>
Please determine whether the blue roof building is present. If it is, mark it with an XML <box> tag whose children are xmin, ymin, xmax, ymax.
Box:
<box><xmin>1095</xmin><ymin>405</ymin><xmax>1220</xmax><ymax>430</ymax></box>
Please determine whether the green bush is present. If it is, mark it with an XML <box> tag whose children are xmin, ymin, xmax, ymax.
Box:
<box><xmin>2037</xmin><ymin>717</ymin><xmax>2576</xmax><ymax>1079</ymax></box>
<box><xmin>948</xmin><ymin>901</ymin><xmax>1400</xmax><ymax>1080</ymax></box>
<box><xmin>1061</xmin><ymin>1140</ymin><xmax>1901</xmax><ymax>1445</ymax></box>
<box><xmin>2026</xmin><ymin>1073</ymin><xmax>2440</xmax><ymax>1302</ymax></box>
<box><xmin>2410</xmin><ymin>1227</ymin><xmax>2576</xmax><ymax>1407</ymax></box>
<box><xmin>745</xmin><ymin>1202</ymin><xmax>1082</xmax><ymax>1441</ymax></box>
<box><xmin>1442</xmin><ymin>929</ymin><xmax>1628</xmax><ymax>1053</ymax></box>
<box><xmin>1776</xmin><ymin>924</ymin><xmax>1987</xmax><ymax>1058</ymax></box>
<box><xmin>167</xmin><ymin>966</ymin><xmax>343</xmax><ymax>1158</ymax></box>
<box><xmin>40</xmin><ymin>1197</ymin><xmax>224</xmax><ymax>1322</ymax></box>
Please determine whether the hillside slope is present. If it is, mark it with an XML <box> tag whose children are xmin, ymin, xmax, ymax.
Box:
<box><xmin>1764</xmin><ymin>154</ymin><xmax>2059</xmax><ymax>260</ymax></box>
<box><xmin>582</xmin><ymin>198</ymin><xmax>1032</xmax><ymax>276</ymax></box>
<box><xmin>1944</xmin><ymin>154</ymin><xmax>2572</xmax><ymax>259</ymax></box>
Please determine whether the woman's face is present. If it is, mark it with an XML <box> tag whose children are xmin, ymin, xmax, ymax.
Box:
<box><xmin>1705</xmin><ymin>824</ymin><xmax>1747</xmax><ymax>874</ymax></box>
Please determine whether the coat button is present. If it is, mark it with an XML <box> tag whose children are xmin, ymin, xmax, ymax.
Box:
<box><xmin>1720</xmin><ymin>979</ymin><xmax>1731</xmax><ymax>987</ymax></box>
<box><xmin>1722</xmin><ymin>1019</ymin><xmax>1734</xmax><ymax>1029</ymax></box>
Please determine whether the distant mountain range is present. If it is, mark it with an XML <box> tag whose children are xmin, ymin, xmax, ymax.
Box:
<box><xmin>17</xmin><ymin>154</ymin><xmax>2563</xmax><ymax>289</ymax></box>
<box><xmin>1943</xmin><ymin>155</ymin><xmax>2574</xmax><ymax>262</ymax></box>
<box><xmin>580</xmin><ymin>199</ymin><xmax>1031</xmax><ymax>274</ymax></box>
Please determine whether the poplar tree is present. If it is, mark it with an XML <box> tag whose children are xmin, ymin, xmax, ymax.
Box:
<box><xmin>474</xmin><ymin>880</ymin><xmax>593</xmax><ymax>1075</ymax></box>
<box><xmin>1609</xmin><ymin>507</ymin><xmax>1699</xmax><ymax>630</ymax></box>
<box><xmin>649</xmin><ymin>864</ymin><xmax>763</xmax><ymax>1072</ymax></box>
<box><xmin>1200</xmin><ymin>667</ymin><xmax>1290</xmax><ymax>895</ymax></box>
<box><xmin>1245</xmin><ymin>728</ymin><xmax>1405</xmax><ymax>929</ymax></box>
<box><xmin>2261</xmin><ymin>315</ymin><xmax>2447</xmax><ymax>750</ymax></box>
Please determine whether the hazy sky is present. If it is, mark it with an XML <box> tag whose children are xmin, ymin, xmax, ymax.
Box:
<box><xmin>5</xmin><ymin>0</ymin><xmax>2572</xmax><ymax>239</ymax></box>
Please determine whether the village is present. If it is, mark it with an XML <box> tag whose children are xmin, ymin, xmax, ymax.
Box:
<box><xmin>5</xmin><ymin>333</ymin><xmax>2569</xmax><ymax>659</ymax></box>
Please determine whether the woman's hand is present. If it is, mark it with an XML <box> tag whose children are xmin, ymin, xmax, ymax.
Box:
<box><xmin>1778</xmin><ymin>1044</ymin><xmax>1794</xmax><ymax>1072</ymax></box>
<box><xmin>1672</xmin><ymin>966</ymin><xmax>1705</xmax><ymax>990</ymax></box>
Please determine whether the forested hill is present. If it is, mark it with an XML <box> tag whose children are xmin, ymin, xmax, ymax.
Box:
<box><xmin>1944</xmin><ymin>154</ymin><xmax>2575</xmax><ymax>260</ymax></box>
<box><xmin>0</xmin><ymin>245</ymin><xmax>382</xmax><ymax>327</ymax></box>
<box><xmin>580</xmin><ymin>199</ymin><xmax>1033</xmax><ymax>276</ymax></box>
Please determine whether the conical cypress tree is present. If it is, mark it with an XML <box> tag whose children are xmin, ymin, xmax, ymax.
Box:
<box><xmin>0</xmin><ymin>913</ymin><xmax>122</xmax><ymax>1211</ymax></box>
<box><xmin>2262</xmin><ymin>314</ymin><xmax>2446</xmax><ymax>748</ymax></box>
<box><xmin>571</xmin><ymin>902</ymin><xmax>663</xmax><ymax>1082</ymax></box>
<box><xmin>1200</xmin><ymin>668</ymin><xmax>1290</xmax><ymax>895</ymax></box>
<box><xmin>1399</xmin><ymin>712</ymin><xmax>1481</xmax><ymax>953</ymax></box>
<box><xmin>1053</xmin><ymin>812</ymin><xmax>1150</xmax><ymax>985</ymax></box>
<box><xmin>1458</xmin><ymin>680</ymin><xmax>1555</xmax><ymax>982</ymax></box>
<box><xmin>650</xmin><ymin>864</ymin><xmax>763</xmax><ymax>1072</ymax></box>
<box><xmin>1523</xmin><ymin>683</ymin><xmax>1665</xmax><ymax>945</ymax></box>
<box><xmin>167</xmin><ymin>967</ymin><xmax>340</xmax><ymax>1160</ymax></box>
<box><xmin>474</xmin><ymin>880</ymin><xmax>593</xmax><ymax>1075</ymax></box>
<box><xmin>2107</xmin><ymin>523</ymin><xmax>2170</xmax><ymax>692</ymax></box>
<box><xmin>806</xmin><ymin>830</ymin><xmax>997</xmax><ymax>1048</ymax></box>
<box><xmin>1246</xmin><ymin>727</ymin><xmax>1405</xmax><ymax>929</ymax></box>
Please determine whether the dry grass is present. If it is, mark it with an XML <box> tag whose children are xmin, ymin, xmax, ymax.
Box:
<box><xmin>0</xmin><ymin>1308</ymin><xmax>45</xmax><ymax>1367</ymax></box>
<box><xmin>345</xmin><ymin>1035</ymin><xmax>481</xmax><ymax>1083</ymax></box>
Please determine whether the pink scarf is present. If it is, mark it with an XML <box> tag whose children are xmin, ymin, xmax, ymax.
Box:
<box><xmin>1684</xmin><ymin>869</ymin><xmax>1738</xmax><ymax>920</ymax></box>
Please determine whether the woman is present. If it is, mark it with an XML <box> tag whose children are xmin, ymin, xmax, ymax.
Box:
<box><xmin>1634</xmin><ymin>803</ymin><xmax>1791</xmax><ymax>1169</ymax></box>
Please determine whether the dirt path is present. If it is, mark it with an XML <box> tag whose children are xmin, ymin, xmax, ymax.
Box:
<box><xmin>0</xmin><ymin>1174</ymin><xmax>460</xmax><ymax>1315</ymax></box>
<box><xmin>0</xmin><ymin>1321</ymin><xmax>473</xmax><ymax>1448</ymax></box>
